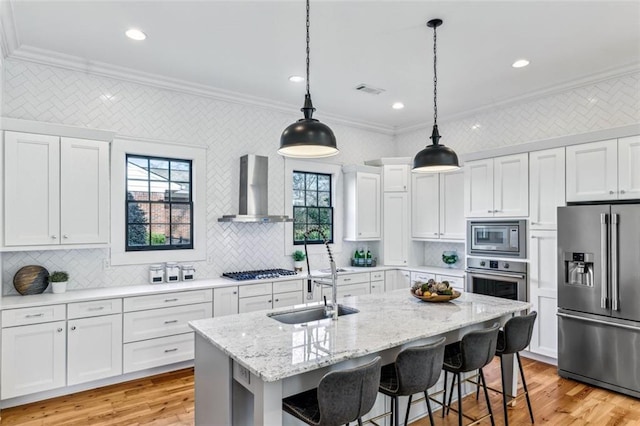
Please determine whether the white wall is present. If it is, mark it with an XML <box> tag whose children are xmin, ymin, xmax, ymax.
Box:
<box><xmin>1</xmin><ymin>59</ymin><xmax>395</xmax><ymax>294</ymax></box>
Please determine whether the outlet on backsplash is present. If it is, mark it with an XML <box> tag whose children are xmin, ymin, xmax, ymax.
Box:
<box><xmin>103</xmin><ymin>259</ymin><xmax>111</xmax><ymax>270</ymax></box>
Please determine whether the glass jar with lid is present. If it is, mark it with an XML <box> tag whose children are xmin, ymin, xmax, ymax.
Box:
<box><xmin>181</xmin><ymin>264</ymin><xmax>196</xmax><ymax>281</ymax></box>
<box><xmin>149</xmin><ymin>264</ymin><xmax>164</xmax><ymax>284</ymax></box>
<box><xmin>165</xmin><ymin>262</ymin><xmax>180</xmax><ymax>282</ymax></box>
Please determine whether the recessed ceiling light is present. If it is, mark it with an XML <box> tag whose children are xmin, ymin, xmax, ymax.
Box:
<box><xmin>288</xmin><ymin>75</ymin><xmax>305</xmax><ymax>83</ymax></box>
<box><xmin>125</xmin><ymin>29</ymin><xmax>147</xmax><ymax>41</ymax></box>
<box><xmin>512</xmin><ymin>59</ymin><xmax>530</xmax><ymax>68</ymax></box>
<box><xmin>392</xmin><ymin>102</ymin><xmax>405</xmax><ymax>110</ymax></box>
<box><xmin>471</xmin><ymin>123</ymin><xmax>481</xmax><ymax>130</ymax></box>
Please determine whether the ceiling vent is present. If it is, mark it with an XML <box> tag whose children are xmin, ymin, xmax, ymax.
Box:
<box><xmin>354</xmin><ymin>84</ymin><xmax>385</xmax><ymax>95</ymax></box>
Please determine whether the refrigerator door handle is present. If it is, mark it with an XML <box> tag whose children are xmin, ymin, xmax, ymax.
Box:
<box><xmin>611</xmin><ymin>213</ymin><xmax>619</xmax><ymax>311</ymax></box>
<box><xmin>557</xmin><ymin>312</ymin><xmax>640</xmax><ymax>332</ymax></box>
<box><xmin>600</xmin><ymin>213</ymin><xmax>608</xmax><ymax>309</ymax></box>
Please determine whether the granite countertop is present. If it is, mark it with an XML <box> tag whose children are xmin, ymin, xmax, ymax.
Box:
<box><xmin>189</xmin><ymin>290</ymin><xmax>530</xmax><ymax>383</ymax></box>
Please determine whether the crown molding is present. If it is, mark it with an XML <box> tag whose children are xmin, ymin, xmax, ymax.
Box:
<box><xmin>7</xmin><ymin>45</ymin><xmax>395</xmax><ymax>136</ymax></box>
<box><xmin>395</xmin><ymin>62</ymin><xmax>640</xmax><ymax>136</ymax></box>
<box><xmin>0</xmin><ymin>0</ymin><xmax>19</xmax><ymax>59</ymax></box>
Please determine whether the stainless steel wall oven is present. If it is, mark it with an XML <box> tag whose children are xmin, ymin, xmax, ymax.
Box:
<box><xmin>465</xmin><ymin>258</ymin><xmax>527</xmax><ymax>302</ymax></box>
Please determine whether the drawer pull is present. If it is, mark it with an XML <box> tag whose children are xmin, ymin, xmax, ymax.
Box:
<box><xmin>87</xmin><ymin>306</ymin><xmax>105</xmax><ymax>311</ymax></box>
<box><xmin>26</xmin><ymin>313</ymin><xmax>44</xmax><ymax>318</ymax></box>
<box><xmin>71</xmin><ymin>326</ymin><xmax>77</xmax><ymax>331</ymax></box>
<box><xmin>164</xmin><ymin>348</ymin><xmax>178</xmax><ymax>353</ymax></box>
<box><xmin>57</xmin><ymin>327</ymin><xmax>63</xmax><ymax>332</ymax></box>
<box><xmin>344</xmin><ymin>294</ymin><xmax>352</xmax><ymax>297</ymax></box>
<box><xmin>164</xmin><ymin>320</ymin><xmax>178</xmax><ymax>324</ymax></box>
<box><xmin>274</xmin><ymin>299</ymin><xmax>279</xmax><ymax>302</ymax></box>
<box><xmin>165</xmin><ymin>298</ymin><xmax>179</xmax><ymax>302</ymax></box>
<box><xmin>343</xmin><ymin>278</ymin><xmax>351</xmax><ymax>282</ymax></box>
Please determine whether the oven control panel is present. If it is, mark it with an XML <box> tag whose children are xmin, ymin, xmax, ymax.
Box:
<box><xmin>466</xmin><ymin>257</ymin><xmax>527</xmax><ymax>274</ymax></box>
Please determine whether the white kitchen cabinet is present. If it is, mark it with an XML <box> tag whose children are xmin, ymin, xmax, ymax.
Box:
<box><xmin>67</xmin><ymin>314</ymin><xmax>123</xmax><ymax>386</ymax></box>
<box><xmin>435</xmin><ymin>274</ymin><xmax>464</xmax><ymax>293</ymax></box>
<box><xmin>464</xmin><ymin>154</ymin><xmax>528</xmax><ymax>218</ymax></box>
<box><xmin>411</xmin><ymin>271</ymin><xmax>436</xmax><ymax>285</ymax></box>
<box><xmin>213</xmin><ymin>287</ymin><xmax>239</xmax><ymax>317</ymax></box>
<box><xmin>529</xmin><ymin>148</ymin><xmax>566</xmax><ymax>230</ymax></box>
<box><xmin>238</xmin><ymin>280</ymin><xmax>303</xmax><ymax>312</ymax></box>
<box><xmin>412</xmin><ymin>170</ymin><xmax>464</xmax><ymax>240</ymax></box>
<box><xmin>385</xmin><ymin>270</ymin><xmax>411</xmax><ymax>291</ymax></box>
<box><xmin>123</xmin><ymin>333</ymin><xmax>195</xmax><ymax>374</ymax></box>
<box><xmin>337</xmin><ymin>282</ymin><xmax>370</xmax><ymax>298</ymax></box>
<box><xmin>343</xmin><ymin>166</ymin><xmax>381</xmax><ymax>241</ymax></box>
<box><xmin>123</xmin><ymin>303</ymin><xmax>212</xmax><ymax>343</ymax></box>
<box><xmin>1</xmin><ymin>321</ymin><xmax>66</xmax><ymax>399</ymax></box>
<box><xmin>618</xmin><ymin>135</ymin><xmax>640</xmax><ymax>200</ymax></box>
<box><xmin>566</xmin><ymin>139</ymin><xmax>618</xmax><ymax>202</ymax></box>
<box><xmin>383</xmin><ymin>192</ymin><xmax>409</xmax><ymax>265</ymax></box>
<box><xmin>4</xmin><ymin>131</ymin><xmax>110</xmax><ymax>246</ymax></box>
<box><xmin>370</xmin><ymin>280</ymin><xmax>384</xmax><ymax>294</ymax></box>
<box><xmin>238</xmin><ymin>295</ymin><xmax>273</xmax><ymax>313</ymax></box>
<box><xmin>273</xmin><ymin>291</ymin><xmax>303</xmax><ymax>308</ymax></box>
<box><xmin>529</xmin><ymin>230</ymin><xmax>558</xmax><ymax>359</ymax></box>
<box><xmin>383</xmin><ymin>164</ymin><xmax>409</xmax><ymax>192</ymax></box>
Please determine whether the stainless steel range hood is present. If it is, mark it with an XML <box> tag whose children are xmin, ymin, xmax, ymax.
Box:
<box><xmin>218</xmin><ymin>155</ymin><xmax>293</xmax><ymax>223</ymax></box>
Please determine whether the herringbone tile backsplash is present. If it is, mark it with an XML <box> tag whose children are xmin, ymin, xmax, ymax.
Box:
<box><xmin>1</xmin><ymin>59</ymin><xmax>638</xmax><ymax>294</ymax></box>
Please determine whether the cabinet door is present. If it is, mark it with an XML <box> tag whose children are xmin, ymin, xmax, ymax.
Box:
<box><xmin>383</xmin><ymin>165</ymin><xmax>409</xmax><ymax>192</ymax></box>
<box><xmin>238</xmin><ymin>294</ymin><xmax>273</xmax><ymax>313</ymax></box>
<box><xmin>411</xmin><ymin>173</ymin><xmax>439</xmax><ymax>239</ymax></box>
<box><xmin>337</xmin><ymin>282</ymin><xmax>370</xmax><ymax>298</ymax></box>
<box><xmin>213</xmin><ymin>287</ymin><xmax>238</xmax><ymax>317</ymax></box>
<box><xmin>67</xmin><ymin>314</ymin><xmax>123</xmax><ymax>386</ymax></box>
<box><xmin>439</xmin><ymin>170</ymin><xmax>465</xmax><ymax>239</ymax></box>
<box><xmin>370</xmin><ymin>280</ymin><xmax>384</xmax><ymax>294</ymax></box>
<box><xmin>494</xmin><ymin>153</ymin><xmax>529</xmax><ymax>217</ymax></box>
<box><xmin>529</xmin><ymin>148</ymin><xmax>565</xmax><ymax>230</ymax></box>
<box><xmin>4</xmin><ymin>131</ymin><xmax>60</xmax><ymax>246</ymax></box>
<box><xmin>566</xmin><ymin>139</ymin><xmax>618</xmax><ymax>202</ymax></box>
<box><xmin>464</xmin><ymin>159</ymin><xmax>494</xmax><ymax>217</ymax></box>
<box><xmin>1</xmin><ymin>321</ymin><xmax>66</xmax><ymax>399</ymax></box>
<box><xmin>383</xmin><ymin>192</ymin><xmax>409</xmax><ymax>265</ymax></box>
<box><xmin>356</xmin><ymin>172</ymin><xmax>381</xmax><ymax>239</ymax></box>
<box><xmin>60</xmin><ymin>138</ymin><xmax>110</xmax><ymax>244</ymax></box>
<box><xmin>273</xmin><ymin>291</ymin><xmax>303</xmax><ymax>308</ymax></box>
<box><xmin>529</xmin><ymin>230</ymin><xmax>558</xmax><ymax>359</ymax></box>
<box><xmin>618</xmin><ymin>135</ymin><xmax>640</xmax><ymax>200</ymax></box>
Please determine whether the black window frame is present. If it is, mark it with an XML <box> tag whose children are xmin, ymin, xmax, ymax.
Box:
<box><xmin>292</xmin><ymin>171</ymin><xmax>334</xmax><ymax>245</ymax></box>
<box><xmin>125</xmin><ymin>154</ymin><xmax>194</xmax><ymax>252</ymax></box>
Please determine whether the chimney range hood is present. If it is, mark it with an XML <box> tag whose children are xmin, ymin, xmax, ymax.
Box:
<box><xmin>218</xmin><ymin>155</ymin><xmax>293</xmax><ymax>223</ymax></box>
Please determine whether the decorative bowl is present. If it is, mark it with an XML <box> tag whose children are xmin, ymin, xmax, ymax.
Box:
<box><xmin>411</xmin><ymin>289</ymin><xmax>461</xmax><ymax>303</ymax></box>
<box><xmin>442</xmin><ymin>251</ymin><xmax>459</xmax><ymax>268</ymax></box>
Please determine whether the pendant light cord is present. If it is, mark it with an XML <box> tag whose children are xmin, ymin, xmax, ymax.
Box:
<box><xmin>432</xmin><ymin>23</ymin><xmax>438</xmax><ymax>125</ymax></box>
<box><xmin>306</xmin><ymin>0</ymin><xmax>311</xmax><ymax>97</ymax></box>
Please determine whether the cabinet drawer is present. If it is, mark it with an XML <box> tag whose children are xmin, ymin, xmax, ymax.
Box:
<box><xmin>273</xmin><ymin>291</ymin><xmax>303</xmax><ymax>308</ymax></box>
<box><xmin>123</xmin><ymin>332</ymin><xmax>194</xmax><ymax>374</ymax></box>
<box><xmin>337</xmin><ymin>282</ymin><xmax>370</xmax><ymax>298</ymax></box>
<box><xmin>238</xmin><ymin>282</ymin><xmax>272</xmax><ymax>298</ymax></box>
<box><xmin>370</xmin><ymin>271</ymin><xmax>384</xmax><ymax>281</ymax></box>
<box><xmin>238</xmin><ymin>295</ymin><xmax>272</xmax><ymax>313</ymax></box>
<box><xmin>337</xmin><ymin>273</ymin><xmax>369</xmax><ymax>285</ymax></box>
<box><xmin>123</xmin><ymin>302</ymin><xmax>212</xmax><ymax>343</ymax></box>
<box><xmin>68</xmin><ymin>299</ymin><xmax>122</xmax><ymax>319</ymax></box>
<box><xmin>436</xmin><ymin>274</ymin><xmax>464</xmax><ymax>292</ymax></box>
<box><xmin>411</xmin><ymin>272</ymin><xmax>436</xmax><ymax>284</ymax></box>
<box><xmin>273</xmin><ymin>279</ymin><xmax>302</xmax><ymax>294</ymax></box>
<box><xmin>2</xmin><ymin>304</ymin><xmax>66</xmax><ymax>327</ymax></box>
<box><xmin>124</xmin><ymin>289</ymin><xmax>212</xmax><ymax>312</ymax></box>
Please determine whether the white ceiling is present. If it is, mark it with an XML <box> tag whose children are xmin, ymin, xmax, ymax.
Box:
<box><xmin>4</xmin><ymin>1</ymin><xmax>640</xmax><ymax>131</ymax></box>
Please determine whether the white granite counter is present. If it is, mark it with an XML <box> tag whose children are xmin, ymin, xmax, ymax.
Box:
<box><xmin>189</xmin><ymin>290</ymin><xmax>530</xmax><ymax>383</ymax></box>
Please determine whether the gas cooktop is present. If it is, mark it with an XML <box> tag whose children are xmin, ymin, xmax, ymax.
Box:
<box><xmin>222</xmin><ymin>269</ymin><xmax>298</xmax><ymax>281</ymax></box>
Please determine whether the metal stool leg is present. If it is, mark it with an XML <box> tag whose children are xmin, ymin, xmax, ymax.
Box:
<box><xmin>457</xmin><ymin>372</ymin><xmax>463</xmax><ymax>426</ymax></box>
<box><xmin>394</xmin><ymin>396</ymin><xmax>399</xmax><ymax>426</ymax></box>
<box><xmin>479</xmin><ymin>368</ymin><xmax>495</xmax><ymax>426</ymax></box>
<box><xmin>404</xmin><ymin>394</ymin><xmax>413</xmax><ymax>426</ymax></box>
<box><xmin>424</xmin><ymin>390</ymin><xmax>435</xmax><ymax>426</ymax></box>
<box><xmin>500</xmin><ymin>355</ymin><xmax>509</xmax><ymax>426</ymax></box>
<box><xmin>517</xmin><ymin>353</ymin><xmax>535</xmax><ymax>423</ymax></box>
<box><xmin>442</xmin><ymin>370</ymin><xmax>448</xmax><ymax>418</ymax></box>
<box><xmin>447</xmin><ymin>372</ymin><xmax>456</xmax><ymax>415</ymax></box>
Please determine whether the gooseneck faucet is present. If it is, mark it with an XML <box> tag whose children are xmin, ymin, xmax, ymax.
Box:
<box><xmin>302</xmin><ymin>227</ymin><xmax>338</xmax><ymax>321</ymax></box>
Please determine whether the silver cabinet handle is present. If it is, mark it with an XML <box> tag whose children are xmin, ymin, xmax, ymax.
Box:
<box><xmin>164</xmin><ymin>348</ymin><xmax>178</xmax><ymax>353</ymax></box>
<box><xmin>51</xmin><ymin>235</ymin><xmax>57</xmax><ymax>239</ymax></box>
<box><xmin>600</xmin><ymin>213</ymin><xmax>608</xmax><ymax>309</ymax></box>
<box><xmin>164</xmin><ymin>320</ymin><xmax>178</xmax><ymax>324</ymax></box>
<box><xmin>557</xmin><ymin>312</ymin><xmax>640</xmax><ymax>332</ymax></box>
<box><xmin>233</xmin><ymin>291</ymin><xmax>237</xmax><ymax>295</ymax></box>
<box><xmin>63</xmin><ymin>235</ymin><xmax>68</xmax><ymax>239</ymax></box>
<box><xmin>609</xmin><ymin>190</ymin><xmax>615</xmax><ymax>195</ymax></box>
<box><xmin>57</xmin><ymin>328</ymin><xmax>63</xmax><ymax>332</ymax></box>
<box><xmin>433</xmin><ymin>233</ymin><xmax>438</xmax><ymax>236</ymax></box>
<box><xmin>439</xmin><ymin>233</ymin><xmax>444</xmax><ymax>235</ymax></box>
<box><xmin>165</xmin><ymin>298</ymin><xmax>178</xmax><ymax>302</ymax></box>
<box><xmin>87</xmin><ymin>306</ymin><xmax>105</xmax><ymax>311</ymax></box>
<box><xmin>71</xmin><ymin>326</ymin><xmax>76</xmax><ymax>331</ymax></box>
<box><xmin>531</xmin><ymin>235</ymin><xmax>536</xmax><ymax>239</ymax></box>
<box><xmin>487</xmin><ymin>210</ymin><xmax>493</xmax><ymax>213</ymax></box>
<box><xmin>620</xmin><ymin>190</ymin><xmax>626</xmax><ymax>194</ymax></box>
<box><xmin>343</xmin><ymin>278</ymin><xmax>351</xmax><ymax>282</ymax></box>
<box><xmin>26</xmin><ymin>313</ymin><xmax>44</xmax><ymax>318</ymax></box>
<box><xmin>268</xmin><ymin>300</ymin><xmax>272</xmax><ymax>304</ymax></box>
<box><xmin>611</xmin><ymin>213</ymin><xmax>619</xmax><ymax>311</ymax></box>
<box><xmin>344</xmin><ymin>294</ymin><xmax>352</xmax><ymax>297</ymax></box>
<box><xmin>531</xmin><ymin>221</ymin><xmax>536</xmax><ymax>225</ymax></box>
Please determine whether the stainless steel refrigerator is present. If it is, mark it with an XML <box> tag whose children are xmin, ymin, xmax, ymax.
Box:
<box><xmin>557</xmin><ymin>204</ymin><xmax>640</xmax><ymax>398</ymax></box>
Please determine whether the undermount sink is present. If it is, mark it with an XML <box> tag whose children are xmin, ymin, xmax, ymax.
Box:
<box><xmin>267</xmin><ymin>305</ymin><xmax>359</xmax><ymax>324</ymax></box>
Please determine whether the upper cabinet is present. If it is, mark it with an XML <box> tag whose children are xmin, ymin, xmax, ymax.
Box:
<box><xmin>464</xmin><ymin>153</ymin><xmax>529</xmax><ymax>218</ymax></box>
<box><xmin>4</xmin><ymin>131</ymin><xmax>110</xmax><ymax>247</ymax></box>
<box><xmin>343</xmin><ymin>165</ymin><xmax>381</xmax><ymax>241</ymax></box>
<box><xmin>529</xmin><ymin>148</ymin><xmax>566</xmax><ymax>230</ymax></box>
<box><xmin>383</xmin><ymin>164</ymin><xmax>409</xmax><ymax>192</ymax></box>
<box><xmin>383</xmin><ymin>192</ymin><xmax>409</xmax><ymax>266</ymax></box>
<box><xmin>566</xmin><ymin>136</ymin><xmax>640</xmax><ymax>202</ymax></box>
<box><xmin>412</xmin><ymin>170</ymin><xmax>464</xmax><ymax>240</ymax></box>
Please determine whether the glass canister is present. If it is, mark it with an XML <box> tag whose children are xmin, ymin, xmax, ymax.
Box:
<box><xmin>149</xmin><ymin>264</ymin><xmax>164</xmax><ymax>284</ymax></box>
<box><xmin>165</xmin><ymin>262</ymin><xmax>180</xmax><ymax>282</ymax></box>
<box><xmin>181</xmin><ymin>264</ymin><xmax>196</xmax><ymax>281</ymax></box>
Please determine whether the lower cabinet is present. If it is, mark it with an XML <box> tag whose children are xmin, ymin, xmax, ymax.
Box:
<box><xmin>435</xmin><ymin>274</ymin><xmax>464</xmax><ymax>294</ymax></box>
<box><xmin>123</xmin><ymin>333</ymin><xmax>196</xmax><ymax>374</ymax></box>
<box><xmin>336</xmin><ymin>282</ymin><xmax>370</xmax><ymax>298</ymax></box>
<box><xmin>238</xmin><ymin>280</ymin><xmax>304</xmax><ymax>313</ymax></box>
<box><xmin>213</xmin><ymin>286</ymin><xmax>239</xmax><ymax>317</ymax></box>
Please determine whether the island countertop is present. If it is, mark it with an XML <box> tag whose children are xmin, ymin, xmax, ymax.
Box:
<box><xmin>189</xmin><ymin>290</ymin><xmax>531</xmax><ymax>383</ymax></box>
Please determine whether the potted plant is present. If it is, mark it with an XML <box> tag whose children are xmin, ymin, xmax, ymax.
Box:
<box><xmin>49</xmin><ymin>271</ymin><xmax>69</xmax><ymax>294</ymax></box>
<box><xmin>292</xmin><ymin>250</ymin><xmax>306</xmax><ymax>272</ymax></box>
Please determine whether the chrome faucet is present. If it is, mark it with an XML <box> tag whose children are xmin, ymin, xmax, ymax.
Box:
<box><xmin>302</xmin><ymin>228</ymin><xmax>338</xmax><ymax>321</ymax></box>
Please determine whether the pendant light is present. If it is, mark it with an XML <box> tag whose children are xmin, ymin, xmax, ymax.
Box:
<box><xmin>278</xmin><ymin>0</ymin><xmax>338</xmax><ymax>158</ymax></box>
<box><xmin>412</xmin><ymin>19</ymin><xmax>460</xmax><ymax>173</ymax></box>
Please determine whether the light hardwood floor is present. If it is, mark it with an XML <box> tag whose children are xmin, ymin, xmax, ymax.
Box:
<box><xmin>2</xmin><ymin>358</ymin><xmax>638</xmax><ymax>425</ymax></box>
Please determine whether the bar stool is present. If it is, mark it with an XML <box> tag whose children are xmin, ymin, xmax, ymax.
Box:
<box><xmin>378</xmin><ymin>337</ymin><xmax>446</xmax><ymax>426</ymax></box>
<box><xmin>493</xmin><ymin>311</ymin><xmax>537</xmax><ymax>426</ymax></box>
<box><xmin>282</xmin><ymin>356</ymin><xmax>382</xmax><ymax>426</ymax></box>
<box><xmin>442</xmin><ymin>323</ymin><xmax>500</xmax><ymax>426</ymax></box>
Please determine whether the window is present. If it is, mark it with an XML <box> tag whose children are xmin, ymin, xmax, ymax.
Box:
<box><xmin>293</xmin><ymin>171</ymin><xmax>333</xmax><ymax>244</ymax></box>
<box><xmin>126</xmin><ymin>155</ymin><xmax>193</xmax><ymax>251</ymax></box>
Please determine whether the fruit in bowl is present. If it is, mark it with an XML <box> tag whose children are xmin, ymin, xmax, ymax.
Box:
<box><xmin>412</xmin><ymin>279</ymin><xmax>453</xmax><ymax>297</ymax></box>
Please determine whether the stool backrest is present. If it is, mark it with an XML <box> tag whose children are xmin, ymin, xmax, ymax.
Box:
<box><xmin>317</xmin><ymin>356</ymin><xmax>382</xmax><ymax>425</ymax></box>
<box><xmin>499</xmin><ymin>311</ymin><xmax>538</xmax><ymax>355</ymax></box>
<box><xmin>459</xmin><ymin>323</ymin><xmax>500</xmax><ymax>372</ymax></box>
<box><xmin>395</xmin><ymin>336</ymin><xmax>446</xmax><ymax>395</ymax></box>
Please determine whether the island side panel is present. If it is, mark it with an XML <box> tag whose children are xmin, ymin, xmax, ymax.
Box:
<box><xmin>195</xmin><ymin>333</ymin><xmax>232</xmax><ymax>425</ymax></box>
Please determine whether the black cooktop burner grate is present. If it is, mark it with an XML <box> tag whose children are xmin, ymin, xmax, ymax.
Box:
<box><xmin>222</xmin><ymin>269</ymin><xmax>298</xmax><ymax>281</ymax></box>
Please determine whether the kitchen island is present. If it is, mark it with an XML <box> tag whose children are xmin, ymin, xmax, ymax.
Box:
<box><xmin>189</xmin><ymin>290</ymin><xmax>530</xmax><ymax>425</ymax></box>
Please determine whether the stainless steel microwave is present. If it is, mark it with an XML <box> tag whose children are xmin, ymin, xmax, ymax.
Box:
<box><xmin>466</xmin><ymin>220</ymin><xmax>526</xmax><ymax>258</ymax></box>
